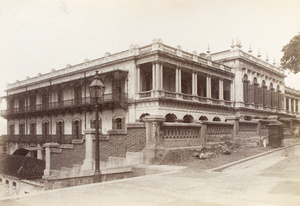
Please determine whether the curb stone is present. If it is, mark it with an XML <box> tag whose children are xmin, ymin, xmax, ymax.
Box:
<box><xmin>209</xmin><ymin>142</ymin><xmax>300</xmax><ymax>172</ymax></box>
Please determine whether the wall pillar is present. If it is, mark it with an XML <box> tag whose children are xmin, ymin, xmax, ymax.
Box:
<box><xmin>225</xmin><ymin>116</ymin><xmax>240</xmax><ymax>138</ymax></box>
<box><xmin>43</xmin><ymin>143</ymin><xmax>59</xmax><ymax>178</ymax></box>
<box><xmin>37</xmin><ymin>144</ymin><xmax>43</xmax><ymax>160</ymax></box>
<box><xmin>200</xmin><ymin>122</ymin><xmax>207</xmax><ymax>147</ymax></box>
<box><xmin>82</xmin><ymin>129</ymin><xmax>95</xmax><ymax>171</ymax></box>
<box><xmin>142</xmin><ymin>115</ymin><xmax>165</xmax><ymax>164</ymax></box>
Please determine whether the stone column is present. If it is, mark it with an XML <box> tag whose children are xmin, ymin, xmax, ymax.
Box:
<box><xmin>289</xmin><ymin>98</ymin><xmax>292</xmax><ymax>112</ymax></box>
<box><xmin>82</xmin><ymin>129</ymin><xmax>95</xmax><ymax>171</ymax></box>
<box><xmin>142</xmin><ymin>115</ymin><xmax>165</xmax><ymax>164</ymax></box>
<box><xmin>152</xmin><ymin>62</ymin><xmax>156</xmax><ymax>90</ymax></box>
<box><xmin>176</xmin><ymin>67</ymin><xmax>182</xmax><ymax>93</ymax></box>
<box><xmin>206</xmin><ymin>75</ymin><xmax>211</xmax><ymax>98</ymax></box>
<box><xmin>160</xmin><ymin>63</ymin><xmax>163</xmax><ymax>90</ymax></box>
<box><xmin>293</xmin><ymin>98</ymin><xmax>296</xmax><ymax>113</ymax></box>
<box><xmin>219</xmin><ymin>78</ymin><xmax>224</xmax><ymax>100</ymax></box>
<box><xmin>136</xmin><ymin>65</ymin><xmax>140</xmax><ymax>93</ymax></box>
<box><xmin>155</xmin><ymin>62</ymin><xmax>161</xmax><ymax>90</ymax></box>
<box><xmin>192</xmin><ymin>73</ymin><xmax>197</xmax><ymax>96</ymax></box>
<box><xmin>43</xmin><ymin>143</ymin><xmax>59</xmax><ymax>177</ymax></box>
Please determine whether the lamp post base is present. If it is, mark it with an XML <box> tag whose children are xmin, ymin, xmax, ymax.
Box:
<box><xmin>93</xmin><ymin>171</ymin><xmax>102</xmax><ymax>183</ymax></box>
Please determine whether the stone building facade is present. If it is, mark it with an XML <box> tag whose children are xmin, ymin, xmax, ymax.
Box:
<box><xmin>0</xmin><ymin>39</ymin><xmax>299</xmax><ymax>165</ymax></box>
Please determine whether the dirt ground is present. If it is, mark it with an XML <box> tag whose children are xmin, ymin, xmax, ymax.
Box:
<box><xmin>160</xmin><ymin>137</ymin><xmax>300</xmax><ymax>172</ymax></box>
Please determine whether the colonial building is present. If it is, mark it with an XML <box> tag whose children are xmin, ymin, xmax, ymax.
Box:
<box><xmin>1</xmin><ymin>39</ymin><xmax>299</xmax><ymax>164</ymax></box>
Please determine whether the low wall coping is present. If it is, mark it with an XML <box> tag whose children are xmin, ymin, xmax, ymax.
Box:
<box><xmin>43</xmin><ymin>143</ymin><xmax>60</xmax><ymax>148</ymax></box>
<box><xmin>143</xmin><ymin>115</ymin><xmax>165</xmax><ymax>122</ymax></box>
<box><xmin>225</xmin><ymin>116</ymin><xmax>240</xmax><ymax>120</ymax></box>
<box><xmin>83</xmin><ymin>128</ymin><xmax>102</xmax><ymax>134</ymax></box>
<box><xmin>202</xmin><ymin>121</ymin><xmax>234</xmax><ymax>125</ymax></box>
<box><xmin>127</xmin><ymin>122</ymin><xmax>145</xmax><ymax>128</ymax></box>
<box><xmin>162</xmin><ymin>122</ymin><xmax>201</xmax><ymax>127</ymax></box>
<box><xmin>239</xmin><ymin>120</ymin><xmax>258</xmax><ymax>124</ymax></box>
<box><xmin>107</xmin><ymin>129</ymin><xmax>127</xmax><ymax>135</ymax></box>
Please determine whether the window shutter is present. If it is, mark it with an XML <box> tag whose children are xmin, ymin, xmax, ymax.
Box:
<box><xmin>258</xmin><ymin>87</ymin><xmax>263</xmax><ymax>105</ymax></box>
<box><xmin>254</xmin><ymin>84</ymin><xmax>258</xmax><ymax>104</ymax></box>
<box><xmin>266</xmin><ymin>90</ymin><xmax>271</xmax><ymax>107</ymax></box>
<box><xmin>243</xmin><ymin>81</ymin><xmax>248</xmax><ymax>102</ymax></box>
<box><xmin>72</xmin><ymin>121</ymin><xmax>75</xmax><ymax>136</ymax></box>
<box><xmin>248</xmin><ymin>84</ymin><xmax>254</xmax><ymax>104</ymax></box>
<box><xmin>271</xmin><ymin>91</ymin><xmax>275</xmax><ymax>107</ymax></box>
<box><xmin>122</xmin><ymin>117</ymin><xmax>126</xmax><ymax>130</ymax></box>
<box><xmin>274</xmin><ymin>92</ymin><xmax>278</xmax><ymax>108</ymax></box>
<box><xmin>112</xmin><ymin>118</ymin><xmax>116</xmax><ymax>130</ymax></box>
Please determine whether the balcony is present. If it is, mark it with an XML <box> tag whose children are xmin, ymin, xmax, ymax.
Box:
<box><xmin>2</xmin><ymin>134</ymin><xmax>82</xmax><ymax>144</ymax></box>
<box><xmin>139</xmin><ymin>90</ymin><xmax>230</xmax><ymax>106</ymax></box>
<box><xmin>1</xmin><ymin>93</ymin><xmax>128</xmax><ymax>118</ymax></box>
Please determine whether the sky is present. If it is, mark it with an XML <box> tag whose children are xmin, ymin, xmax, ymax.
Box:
<box><xmin>0</xmin><ymin>0</ymin><xmax>299</xmax><ymax>134</ymax></box>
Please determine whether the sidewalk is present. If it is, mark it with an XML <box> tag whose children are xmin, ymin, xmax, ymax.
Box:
<box><xmin>1</xmin><ymin>143</ymin><xmax>300</xmax><ymax>206</ymax></box>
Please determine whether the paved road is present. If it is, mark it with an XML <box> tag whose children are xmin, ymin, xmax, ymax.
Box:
<box><xmin>2</xmin><ymin>145</ymin><xmax>300</xmax><ymax>206</ymax></box>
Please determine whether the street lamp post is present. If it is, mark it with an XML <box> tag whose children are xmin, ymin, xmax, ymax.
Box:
<box><xmin>89</xmin><ymin>71</ymin><xmax>105</xmax><ymax>182</ymax></box>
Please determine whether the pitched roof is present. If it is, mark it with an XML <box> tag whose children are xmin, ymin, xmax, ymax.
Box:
<box><xmin>0</xmin><ymin>154</ymin><xmax>45</xmax><ymax>179</ymax></box>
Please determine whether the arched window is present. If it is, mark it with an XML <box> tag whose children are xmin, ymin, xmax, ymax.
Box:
<box><xmin>165</xmin><ymin>113</ymin><xmax>177</xmax><ymax>122</ymax></box>
<box><xmin>199</xmin><ymin>116</ymin><xmax>208</xmax><ymax>121</ymax></box>
<box><xmin>270</xmin><ymin>83</ymin><xmax>275</xmax><ymax>107</ymax></box>
<box><xmin>42</xmin><ymin>121</ymin><xmax>49</xmax><ymax>138</ymax></box>
<box><xmin>56</xmin><ymin>121</ymin><xmax>64</xmax><ymax>144</ymax></box>
<box><xmin>112</xmin><ymin>117</ymin><xmax>125</xmax><ymax>130</ymax></box>
<box><xmin>262</xmin><ymin>81</ymin><xmax>267</xmax><ymax>106</ymax></box>
<box><xmin>183</xmin><ymin>114</ymin><xmax>194</xmax><ymax>123</ymax></box>
<box><xmin>213</xmin><ymin>117</ymin><xmax>221</xmax><ymax>121</ymax></box>
<box><xmin>30</xmin><ymin>122</ymin><xmax>36</xmax><ymax>135</ymax></box>
<box><xmin>253</xmin><ymin>77</ymin><xmax>259</xmax><ymax>104</ymax></box>
<box><xmin>139</xmin><ymin>113</ymin><xmax>150</xmax><ymax>121</ymax></box>
<box><xmin>9</xmin><ymin>123</ymin><xmax>15</xmax><ymax>135</ymax></box>
<box><xmin>19</xmin><ymin>123</ymin><xmax>25</xmax><ymax>136</ymax></box>
<box><xmin>72</xmin><ymin>119</ymin><xmax>82</xmax><ymax>139</ymax></box>
<box><xmin>243</xmin><ymin>74</ymin><xmax>249</xmax><ymax>103</ymax></box>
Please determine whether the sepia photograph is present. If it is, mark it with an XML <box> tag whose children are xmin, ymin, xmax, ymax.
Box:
<box><xmin>0</xmin><ymin>0</ymin><xmax>299</xmax><ymax>205</ymax></box>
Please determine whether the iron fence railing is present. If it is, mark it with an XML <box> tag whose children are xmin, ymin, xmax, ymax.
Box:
<box><xmin>1</xmin><ymin>93</ymin><xmax>128</xmax><ymax>116</ymax></box>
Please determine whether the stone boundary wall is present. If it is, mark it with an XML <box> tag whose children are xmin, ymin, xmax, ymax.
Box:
<box><xmin>50</xmin><ymin>143</ymin><xmax>85</xmax><ymax>170</ymax></box>
<box><xmin>100</xmin><ymin>123</ymin><xmax>146</xmax><ymax>161</ymax></box>
<box><xmin>203</xmin><ymin>121</ymin><xmax>234</xmax><ymax>143</ymax></box>
<box><xmin>161</xmin><ymin>123</ymin><xmax>202</xmax><ymax>148</ymax></box>
<box><xmin>43</xmin><ymin>171</ymin><xmax>134</xmax><ymax>190</ymax></box>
